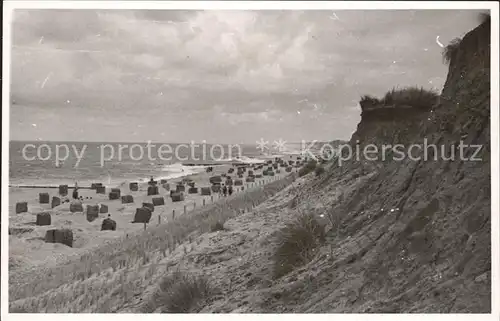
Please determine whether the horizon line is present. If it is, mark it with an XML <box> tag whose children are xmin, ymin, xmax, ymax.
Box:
<box><xmin>8</xmin><ymin>139</ymin><xmax>345</xmax><ymax>145</ymax></box>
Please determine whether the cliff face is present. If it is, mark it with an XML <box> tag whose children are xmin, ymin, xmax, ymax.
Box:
<box><xmin>278</xmin><ymin>16</ymin><xmax>491</xmax><ymax>312</ymax></box>
<box><xmin>175</xmin><ymin>16</ymin><xmax>490</xmax><ymax>312</ymax></box>
<box><xmin>350</xmin><ymin>104</ymin><xmax>431</xmax><ymax>148</ymax></box>
<box><xmin>431</xmin><ymin>15</ymin><xmax>490</xmax><ymax>150</ymax></box>
<box><xmin>172</xmin><ymin>17</ymin><xmax>491</xmax><ymax>313</ymax></box>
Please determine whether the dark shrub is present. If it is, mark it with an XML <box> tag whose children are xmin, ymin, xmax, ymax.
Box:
<box><xmin>298</xmin><ymin>159</ymin><xmax>317</xmax><ymax>177</ymax></box>
<box><xmin>442</xmin><ymin>37</ymin><xmax>462</xmax><ymax>65</ymax></box>
<box><xmin>382</xmin><ymin>86</ymin><xmax>439</xmax><ymax>110</ymax></box>
<box><xmin>156</xmin><ymin>272</ymin><xmax>213</xmax><ymax>313</ymax></box>
<box><xmin>359</xmin><ymin>94</ymin><xmax>380</xmax><ymax>110</ymax></box>
<box><xmin>315</xmin><ymin>165</ymin><xmax>326</xmax><ymax>177</ymax></box>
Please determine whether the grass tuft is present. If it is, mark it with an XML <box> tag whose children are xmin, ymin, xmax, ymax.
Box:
<box><xmin>272</xmin><ymin>213</ymin><xmax>325</xmax><ymax>279</ymax></box>
<box><xmin>442</xmin><ymin>37</ymin><xmax>462</xmax><ymax>65</ymax></box>
<box><xmin>9</xmin><ymin>175</ymin><xmax>297</xmax><ymax>313</ymax></box>
<box><xmin>359</xmin><ymin>86</ymin><xmax>439</xmax><ymax>111</ymax></box>
<box><xmin>315</xmin><ymin>165</ymin><xmax>326</xmax><ymax>177</ymax></box>
<box><xmin>359</xmin><ymin>94</ymin><xmax>380</xmax><ymax>110</ymax></box>
<box><xmin>298</xmin><ymin>159</ymin><xmax>318</xmax><ymax>177</ymax></box>
<box><xmin>383</xmin><ymin>86</ymin><xmax>439</xmax><ymax>109</ymax></box>
<box><xmin>210</xmin><ymin>221</ymin><xmax>225</xmax><ymax>232</ymax></box>
<box><xmin>155</xmin><ymin>272</ymin><xmax>213</xmax><ymax>313</ymax></box>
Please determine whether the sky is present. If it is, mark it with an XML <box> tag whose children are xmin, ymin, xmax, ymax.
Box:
<box><xmin>9</xmin><ymin>9</ymin><xmax>484</xmax><ymax>144</ymax></box>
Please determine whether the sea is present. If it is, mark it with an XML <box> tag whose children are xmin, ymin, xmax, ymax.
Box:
<box><xmin>9</xmin><ymin>141</ymin><xmax>304</xmax><ymax>187</ymax></box>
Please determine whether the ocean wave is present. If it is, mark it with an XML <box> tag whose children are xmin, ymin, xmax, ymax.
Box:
<box><xmin>232</xmin><ymin>156</ymin><xmax>267</xmax><ymax>164</ymax></box>
<box><xmin>258</xmin><ymin>154</ymin><xmax>285</xmax><ymax>159</ymax></box>
<box><xmin>210</xmin><ymin>156</ymin><xmax>267</xmax><ymax>164</ymax></box>
<box><xmin>156</xmin><ymin>162</ymin><xmax>207</xmax><ymax>181</ymax></box>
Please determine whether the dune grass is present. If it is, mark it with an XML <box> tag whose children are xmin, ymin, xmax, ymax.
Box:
<box><xmin>272</xmin><ymin>212</ymin><xmax>326</xmax><ymax>279</ymax></box>
<box><xmin>442</xmin><ymin>12</ymin><xmax>490</xmax><ymax>66</ymax></box>
<box><xmin>359</xmin><ymin>94</ymin><xmax>381</xmax><ymax>110</ymax></box>
<box><xmin>9</xmin><ymin>174</ymin><xmax>297</xmax><ymax>313</ymax></box>
<box><xmin>383</xmin><ymin>86</ymin><xmax>439</xmax><ymax>109</ymax></box>
<box><xmin>442</xmin><ymin>37</ymin><xmax>462</xmax><ymax>65</ymax></box>
<box><xmin>360</xmin><ymin>86</ymin><xmax>439</xmax><ymax>111</ymax></box>
<box><xmin>153</xmin><ymin>271</ymin><xmax>215</xmax><ymax>313</ymax></box>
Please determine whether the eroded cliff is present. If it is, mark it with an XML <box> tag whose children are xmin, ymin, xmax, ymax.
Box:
<box><xmin>269</xmin><ymin>14</ymin><xmax>491</xmax><ymax>313</ymax></box>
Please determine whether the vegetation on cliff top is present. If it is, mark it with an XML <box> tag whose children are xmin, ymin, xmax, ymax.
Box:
<box><xmin>359</xmin><ymin>12</ymin><xmax>490</xmax><ymax>113</ymax></box>
<box><xmin>442</xmin><ymin>12</ymin><xmax>490</xmax><ymax>66</ymax></box>
<box><xmin>442</xmin><ymin>38</ymin><xmax>463</xmax><ymax>65</ymax></box>
<box><xmin>359</xmin><ymin>86</ymin><xmax>439</xmax><ymax>111</ymax></box>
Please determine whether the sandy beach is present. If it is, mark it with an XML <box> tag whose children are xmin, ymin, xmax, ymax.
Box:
<box><xmin>8</xmin><ymin>156</ymin><xmax>301</xmax><ymax>272</ymax></box>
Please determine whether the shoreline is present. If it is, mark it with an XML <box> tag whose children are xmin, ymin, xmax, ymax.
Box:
<box><xmin>9</xmin><ymin>171</ymin><xmax>298</xmax><ymax>307</ymax></box>
<box><xmin>9</xmin><ymin>154</ymin><xmax>300</xmax><ymax>190</ymax></box>
<box><xmin>8</xmin><ymin>163</ymin><xmax>210</xmax><ymax>190</ymax></box>
<box><xmin>8</xmin><ymin>155</ymin><xmax>280</xmax><ymax>190</ymax></box>
<box><xmin>8</xmin><ymin>157</ymin><xmax>301</xmax><ymax>275</ymax></box>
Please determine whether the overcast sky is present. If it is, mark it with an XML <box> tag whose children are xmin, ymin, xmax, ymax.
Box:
<box><xmin>9</xmin><ymin>9</ymin><xmax>482</xmax><ymax>144</ymax></box>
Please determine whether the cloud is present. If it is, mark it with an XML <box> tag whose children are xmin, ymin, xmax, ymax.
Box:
<box><xmin>216</xmin><ymin>106</ymin><xmax>284</xmax><ymax>126</ymax></box>
<box><xmin>13</xmin><ymin>9</ymin><xmax>105</xmax><ymax>45</ymax></box>
<box><xmin>96</xmin><ymin>10</ymin><xmax>324</xmax><ymax>92</ymax></box>
<box><xmin>9</xmin><ymin>9</ymin><xmax>484</xmax><ymax>143</ymax></box>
